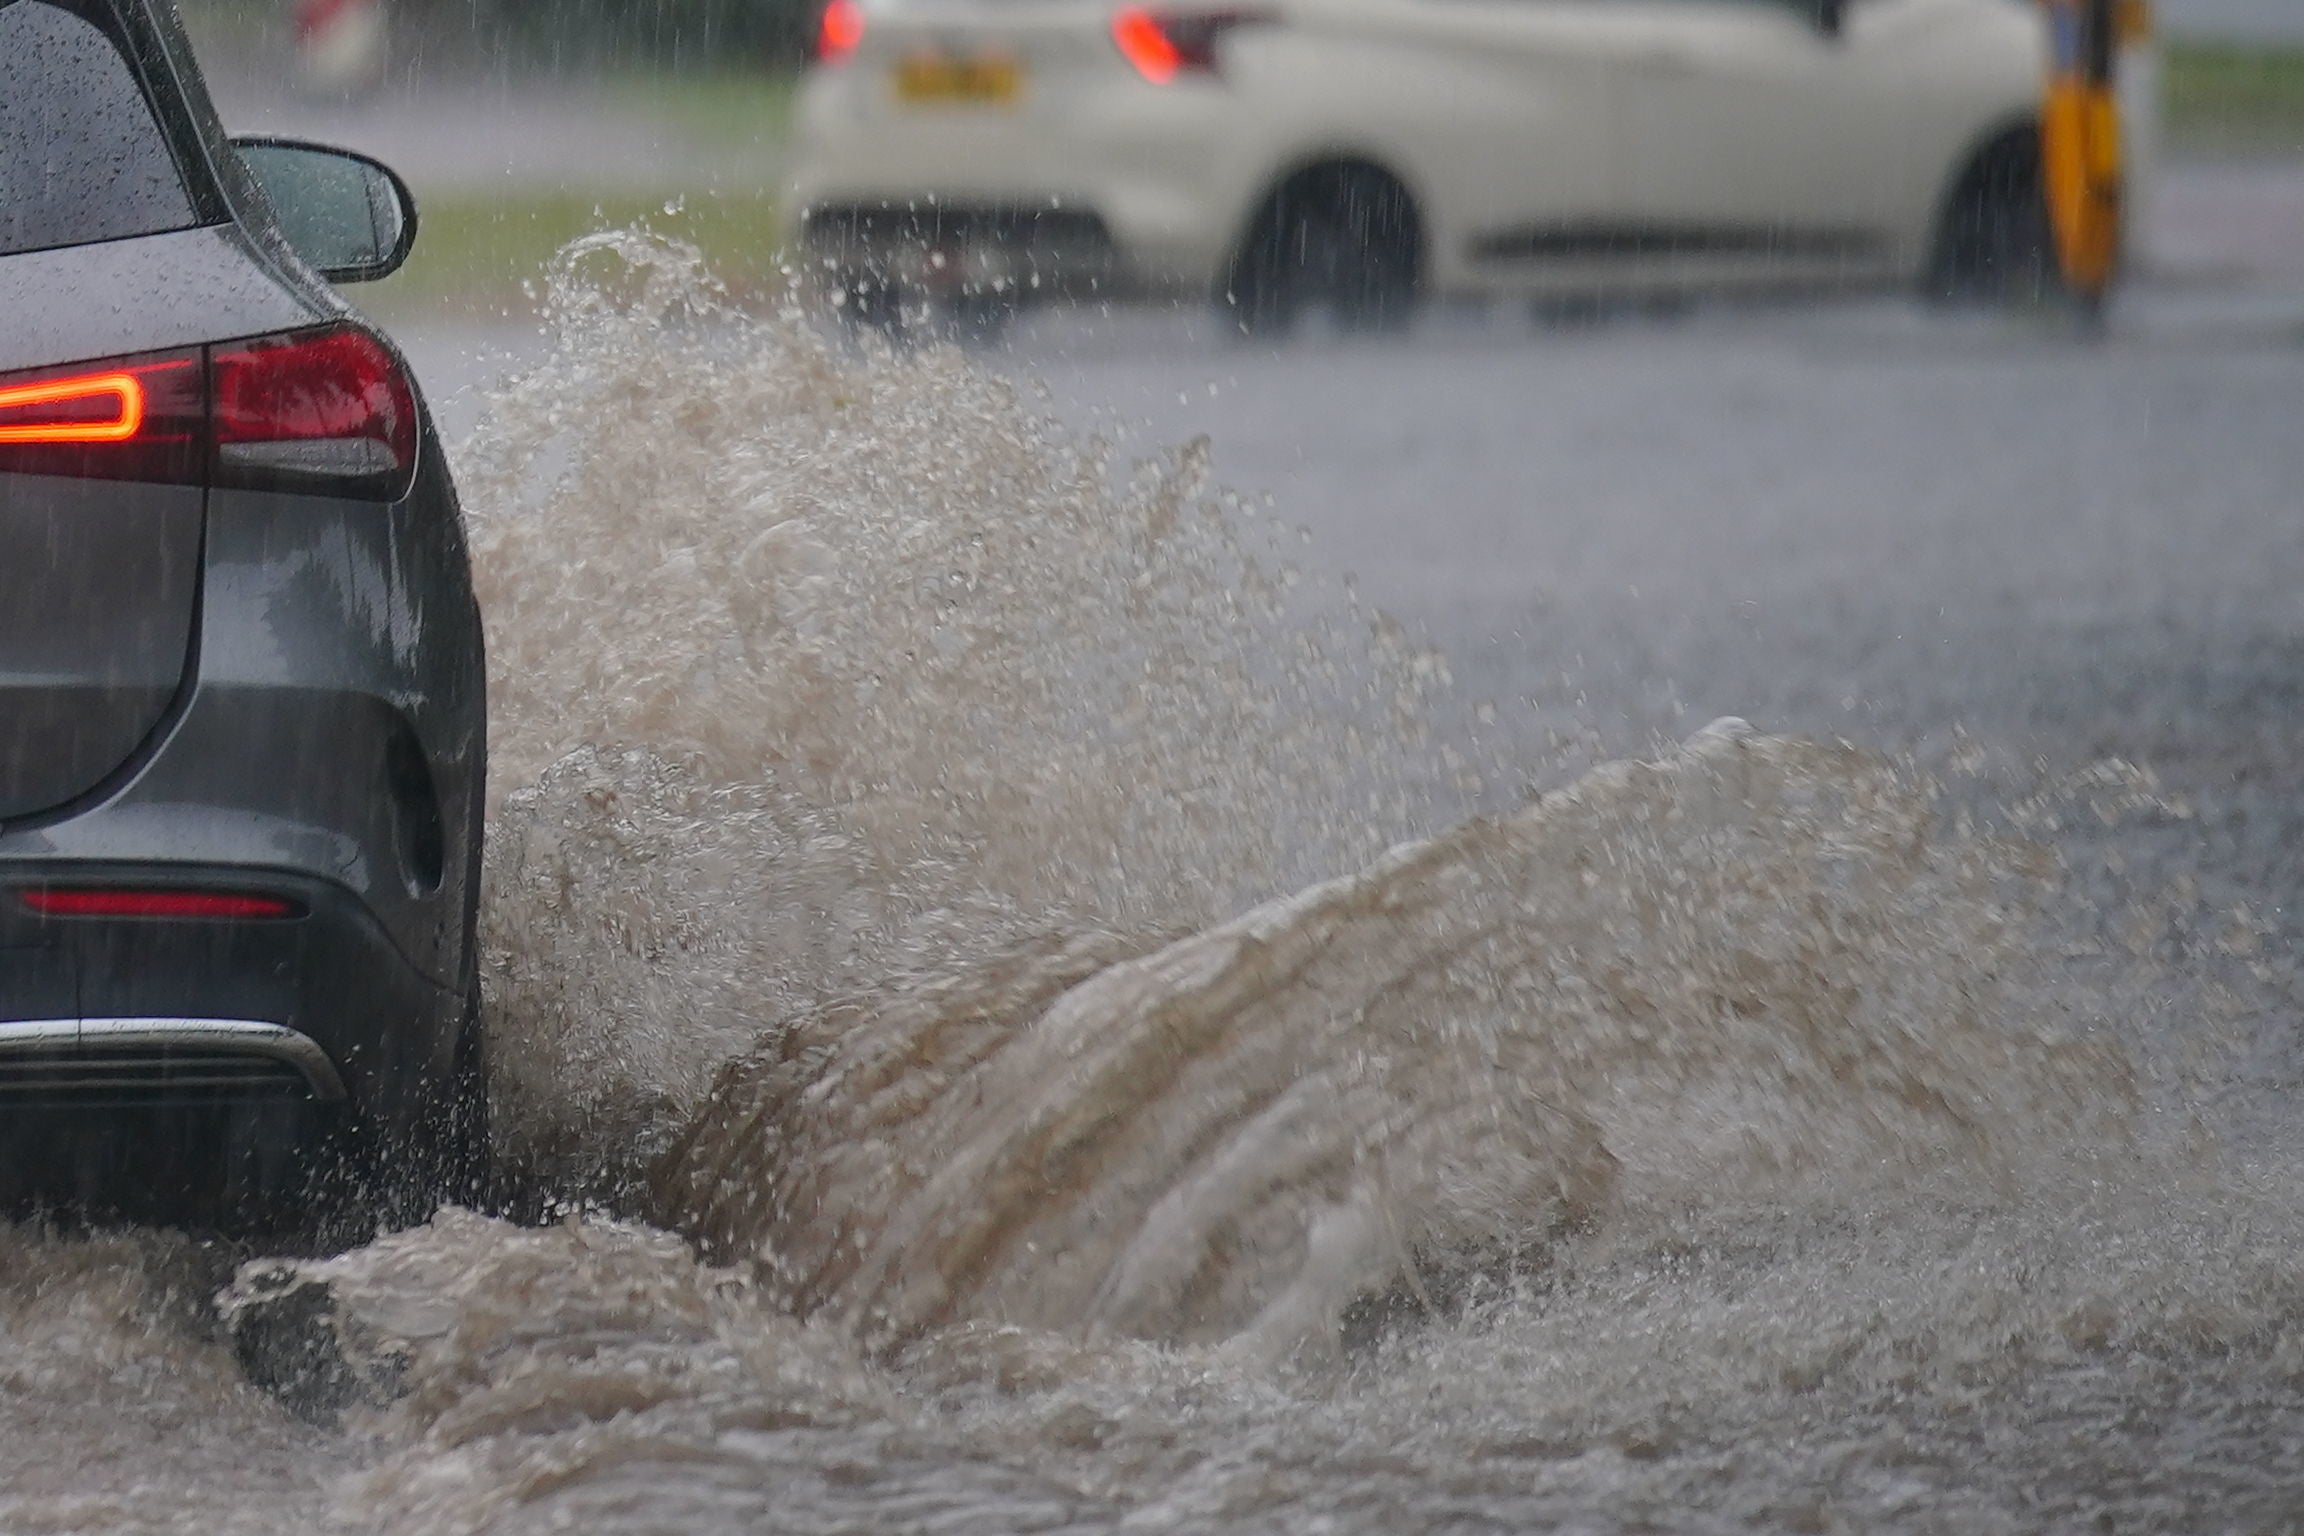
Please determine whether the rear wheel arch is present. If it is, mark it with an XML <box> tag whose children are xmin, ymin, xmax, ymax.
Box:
<box><xmin>1221</xmin><ymin>153</ymin><xmax>1427</xmax><ymax>335</ymax></box>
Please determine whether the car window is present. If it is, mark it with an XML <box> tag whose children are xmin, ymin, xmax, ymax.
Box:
<box><xmin>0</xmin><ymin>0</ymin><xmax>199</xmax><ymax>258</ymax></box>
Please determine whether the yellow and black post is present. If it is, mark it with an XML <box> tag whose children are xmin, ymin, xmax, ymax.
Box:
<box><xmin>2041</xmin><ymin>0</ymin><xmax>2126</xmax><ymax>316</ymax></box>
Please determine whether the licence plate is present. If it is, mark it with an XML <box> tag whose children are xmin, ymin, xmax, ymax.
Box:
<box><xmin>893</xmin><ymin>53</ymin><xmax>1023</xmax><ymax>105</ymax></box>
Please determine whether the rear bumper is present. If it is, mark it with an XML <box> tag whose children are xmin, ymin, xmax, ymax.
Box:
<box><xmin>795</xmin><ymin>191</ymin><xmax>1235</xmax><ymax>301</ymax></box>
<box><xmin>0</xmin><ymin>865</ymin><xmax>459</xmax><ymax>1129</ymax></box>
<box><xmin>0</xmin><ymin>1018</ymin><xmax>345</xmax><ymax>1105</ymax></box>
<box><xmin>799</xmin><ymin>202</ymin><xmax>1128</xmax><ymax>300</ymax></box>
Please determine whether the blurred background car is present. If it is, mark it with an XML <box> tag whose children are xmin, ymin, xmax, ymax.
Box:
<box><xmin>0</xmin><ymin>0</ymin><xmax>486</xmax><ymax>1227</ymax></box>
<box><xmin>789</xmin><ymin>0</ymin><xmax>2159</xmax><ymax>334</ymax></box>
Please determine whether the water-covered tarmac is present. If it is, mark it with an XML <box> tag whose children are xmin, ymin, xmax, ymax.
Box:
<box><xmin>8</xmin><ymin>243</ymin><xmax>2304</xmax><ymax>1532</ymax></box>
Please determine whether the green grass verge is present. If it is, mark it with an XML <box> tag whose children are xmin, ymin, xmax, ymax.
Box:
<box><xmin>606</xmin><ymin>71</ymin><xmax>801</xmax><ymax>156</ymax></box>
<box><xmin>357</xmin><ymin>188</ymin><xmax>787</xmax><ymax>321</ymax></box>
<box><xmin>2164</xmin><ymin>42</ymin><xmax>2304</xmax><ymax>155</ymax></box>
<box><xmin>354</xmin><ymin>68</ymin><xmax>799</xmax><ymax>320</ymax></box>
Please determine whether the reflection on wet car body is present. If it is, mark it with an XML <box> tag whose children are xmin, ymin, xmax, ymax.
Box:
<box><xmin>792</xmin><ymin>0</ymin><xmax>2157</xmax><ymax>333</ymax></box>
<box><xmin>0</xmin><ymin>0</ymin><xmax>486</xmax><ymax>1224</ymax></box>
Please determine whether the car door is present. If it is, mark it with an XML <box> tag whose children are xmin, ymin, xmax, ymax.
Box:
<box><xmin>1607</xmin><ymin>0</ymin><xmax>1923</xmax><ymax>284</ymax></box>
<box><xmin>1351</xmin><ymin>0</ymin><xmax>1649</xmax><ymax>291</ymax></box>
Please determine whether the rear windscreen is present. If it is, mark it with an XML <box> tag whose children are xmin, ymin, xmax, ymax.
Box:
<box><xmin>0</xmin><ymin>0</ymin><xmax>199</xmax><ymax>257</ymax></box>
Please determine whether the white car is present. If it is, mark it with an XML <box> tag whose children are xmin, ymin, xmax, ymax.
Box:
<box><xmin>787</xmin><ymin>0</ymin><xmax>2148</xmax><ymax>332</ymax></box>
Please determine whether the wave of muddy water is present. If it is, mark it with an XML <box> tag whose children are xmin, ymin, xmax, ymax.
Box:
<box><xmin>8</xmin><ymin>238</ymin><xmax>2304</xmax><ymax>1533</ymax></box>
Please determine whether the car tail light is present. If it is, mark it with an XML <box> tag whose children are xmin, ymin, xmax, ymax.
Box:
<box><xmin>19</xmin><ymin>888</ymin><xmax>302</xmax><ymax>920</ymax></box>
<box><xmin>0</xmin><ymin>371</ymin><xmax>143</xmax><ymax>442</ymax></box>
<box><xmin>1111</xmin><ymin>5</ymin><xmax>1267</xmax><ymax>81</ymax></box>
<box><xmin>0</xmin><ymin>351</ymin><xmax>203</xmax><ymax>484</ymax></box>
<box><xmin>213</xmin><ymin>324</ymin><xmax>416</xmax><ymax>494</ymax></box>
<box><xmin>817</xmin><ymin>0</ymin><xmax>865</xmax><ymax>63</ymax></box>
<box><xmin>0</xmin><ymin>322</ymin><xmax>417</xmax><ymax>497</ymax></box>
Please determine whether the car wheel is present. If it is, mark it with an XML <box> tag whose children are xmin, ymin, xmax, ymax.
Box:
<box><xmin>349</xmin><ymin>977</ymin><xmax>491</xmax><ymax>1232</ymax></box>
<box><xmin>420</xmin><ymin>977</ymin><xmax>494</xmax><ymax>1213</ymax></box>
<box><xmin>1926</xmin><ymin>126</ymin><xmax>2056</xmax><ymax>306</ymax></box>
<box><xmin>433</xmin><ymin>981</ymin><xmax>493</xmax><ymax>1209</ymax></box>
<box><xmin>1225</xmin><ymin>163</ymin><xmax>1421</xmax><ymax>339</ymax></box>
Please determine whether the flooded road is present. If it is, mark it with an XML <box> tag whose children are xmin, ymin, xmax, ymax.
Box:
<box><xmin>9</xmin><ymin>247</ymin><xmax>2304</xmax><ymax>1532</ymax></box>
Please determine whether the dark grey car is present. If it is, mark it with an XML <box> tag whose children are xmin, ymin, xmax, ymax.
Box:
<box><xmin>0</xmin><ymin>0</ymin><xmax>486</xmax><ymax>1222</ymax></box>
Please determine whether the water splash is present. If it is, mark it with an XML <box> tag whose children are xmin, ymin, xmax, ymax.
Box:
<box><xmin>655</xmin><ymin>722</ymin><xmax>2141</xmax><ymax>1360</ymax></box>
<box><xmin>464</xmin><ymin>237</ymin><xmax>2156</xmax><ymax>1364</ymax></box>
<box><xmin>467</xmin><ymin>232</ymin><xmax>1459</xmax><ymax>1188</ymax></box>
<box><xmin>0</xmin><ymin>1225</ymin><xmax>343</xmax><ymax>1533</ymax></box>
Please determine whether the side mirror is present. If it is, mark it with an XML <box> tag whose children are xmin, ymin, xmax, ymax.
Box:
<box><xmin>230</xmin><ymin>137</ymin><xmax>417</xmax><ymax>283</ymax></box>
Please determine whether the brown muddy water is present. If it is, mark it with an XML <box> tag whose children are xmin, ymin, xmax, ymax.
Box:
<box><xmin>7</xmin><ymin>238</ymin><xmax>2304</xmax><ymax>1534</ymax></box>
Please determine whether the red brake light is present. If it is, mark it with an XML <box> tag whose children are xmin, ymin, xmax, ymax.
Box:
<box><xmin>20</xmin><ymin>889</ymin><xmax>301</xmax><ymax>920</ymax></box>
<box><xmin>0</xmin><ymin>351</ymin><xmax>203</xmax><ymax>483</ymax></box>
<box><xmin>213</xmin><ymin>323</ymin><xmax>417</xmax><ymax>495</ymax></box>
<box><xmin>1111</xmin><ymin>5</ymin><xmax>1266</xmax><ymax>81</ymax></box>
<box><xmin>1112</xmin><ymin>6</ymin><xmax>1182</xmax><ymax>81</ymax></box>
<box><xmin>818</xmin><ymin>0</ymin><xmax>865</xmax><ymax>63</ymax></box>
<box><xmin>0</xmin><ymin>322</ymin><xmax>417</xmax><ymax>495</ymax></box>
<box><xmin>0</xmin><ymin>371</ymin><xmax>144</xmax><ymax>443</ymax></box>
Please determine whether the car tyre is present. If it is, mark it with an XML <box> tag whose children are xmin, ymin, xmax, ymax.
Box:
<box><xmin>420</xmin><ymin>977</ymin><xmax>493</xmax><ymax>1214</ymax></box>
<box><xmin>434</xmin><ymin>981</ymin><xmax>494</xmax><ymax>1210</ymax></box>
<box><xmin>1926</xmin><ymin>126</ymin><xmax>2056</xmax><ymax>306</ymax></box>
<box><xmin>1225</xmin><ymin>163</ymin><xmax>1421</xmax><ymax>339</ymax></box>
<box><xmin>349</xmin><ymin>976</ymin><xmax>492</xmax><ymax>1232</ymax></box>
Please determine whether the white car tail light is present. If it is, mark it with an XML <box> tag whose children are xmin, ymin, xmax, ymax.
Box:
<box><xmin>1110</xmin><ymin>5</ymin><xmax>1269</xmax><ymax>83</ymax></box>
<box><xmin>816</xmin><ymin>0</ymin><xmax>865</xmax><ymax>64</ymax></box>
